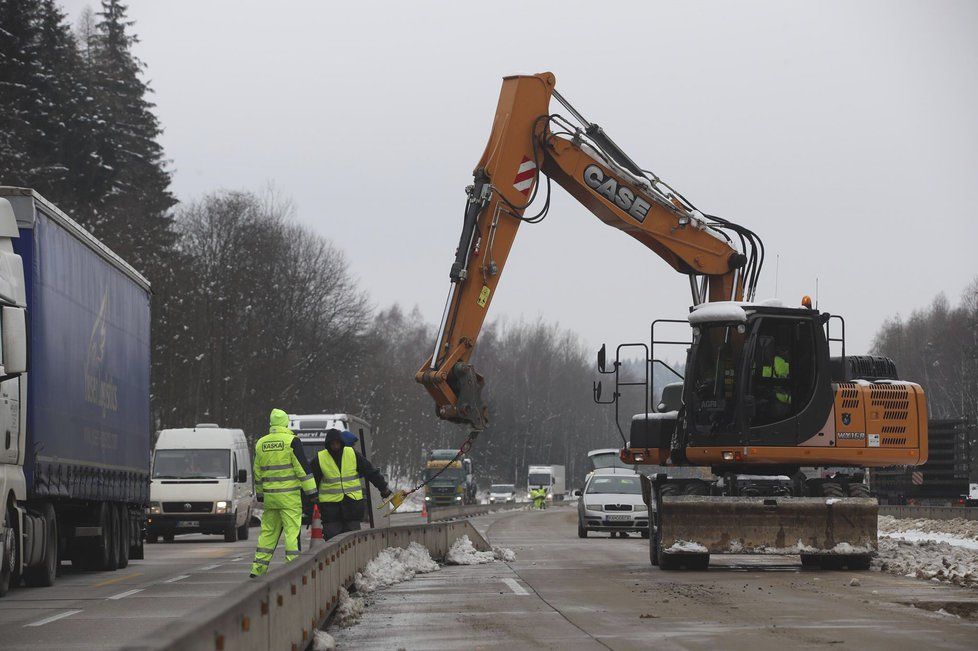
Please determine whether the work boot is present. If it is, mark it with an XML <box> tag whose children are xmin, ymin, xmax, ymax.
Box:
<box><xmin>249</xmin><ymin>573</ymin><xmax>258</xmax><ymax>579</ymax></box>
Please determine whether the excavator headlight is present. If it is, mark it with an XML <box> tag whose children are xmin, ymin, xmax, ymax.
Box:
<box><xmin>722</xmin><ymin>451</ymin><xmax>743</xmax><ymax>461</ymax></box>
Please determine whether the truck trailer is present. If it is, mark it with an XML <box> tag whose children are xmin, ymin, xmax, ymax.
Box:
<box><xmin>0</xmin><ymin>188</ymin><xmax>151</xmax><ymax>596</ymax></box>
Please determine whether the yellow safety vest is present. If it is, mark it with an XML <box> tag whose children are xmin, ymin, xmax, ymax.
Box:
<box><xmin>317</xmin><ymin>447</ymin><xmax>363</xmax><ymax>502</ymax></box>
<box><xmin>253</xmin><ymin>427</ymin><xmax>316</xmax><ymax>509</ymax></box>
<box><xmin>762</xmin><ymin>356</ymin><xmax>791</xmax><ymax>404</ymax></box>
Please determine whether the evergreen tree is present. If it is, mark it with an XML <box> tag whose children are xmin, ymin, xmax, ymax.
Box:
<box><xmin>0</xmin><ymin>0</ymin><xmax>44</xmax><ymax>184</ymax></box>
<box><xmin>88</xmin><ymin>0</ymin><xmax>176</xmax><ymax>273</ymax></box>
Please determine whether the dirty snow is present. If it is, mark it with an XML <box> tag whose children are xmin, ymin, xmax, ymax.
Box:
<box><xmin>445</xmin><ymin>534</ymin><xmax>517</xmax><ymax>565</ymax></box>
<box><xmin>874</xmin><ymin>538</ymin><xmax>978</xmax><ymax>589</ymax></box>
<box><xmin>354</xmin><ymin>542</ymin><xmax>440</xmax><ymax>593</ymax></box>
<box><xmin>666</xmin><ymin>540</ymin><xmax>709</xmax><ymax>553</ymax></box>
<box><xmin>311</xmin><ymin>630</ymin><xmax>337</xmax><ymax>651</ymax></box>
<box><xmin>878</xmin><ymin>515</ymin><xmax>978</xmax><ymax>550</ymax></box>
<box><xmin>333</xmin><ymin>587</ymin><xmax>365</xmax><ymax>627</ymax></box>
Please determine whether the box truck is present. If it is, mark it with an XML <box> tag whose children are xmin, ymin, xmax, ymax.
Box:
<box><xmin>0</xmin><ymin>188</ymin><xmax>151</xmax><ymax>596</ymax></box>
<box><xmin>528</xmin><ymin>465</ymin><xmax>566</xmax><ymax>501</ymax></box>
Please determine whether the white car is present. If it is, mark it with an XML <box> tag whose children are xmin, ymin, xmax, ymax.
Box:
<box><xmin>489</xmin><ymin>484</ymin><xmax>517</xmax><ymax>504</ymax></box>
<box><xmin>577</xmin><ymin>468</ymin><xmax>650</xmax><ymax>538</ymax></box>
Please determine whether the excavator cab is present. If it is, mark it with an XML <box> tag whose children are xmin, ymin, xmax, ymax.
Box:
<box><xmin>680</xmin><ymin>302</ymin><xmax>835</xmax><ymax>468</ymax></box>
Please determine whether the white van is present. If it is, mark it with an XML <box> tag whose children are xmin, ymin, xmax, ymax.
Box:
<box><xmin>147</xmin><ymin>424</ymin><xmax>254</xmax><ymax>543</ymax></box>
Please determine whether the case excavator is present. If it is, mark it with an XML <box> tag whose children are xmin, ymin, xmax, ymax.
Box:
<box><xmin>416</xmin><ymin>72</ymin><xmax>927</xmax><ymax>570</ymax></box>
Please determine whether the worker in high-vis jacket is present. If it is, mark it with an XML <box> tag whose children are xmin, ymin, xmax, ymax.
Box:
<box><xmin>250</xmin><ymin>409</ymin><xmax>316</xmax><ymax>577</ymax></box>
<box><xmin>310</xmin><ymin>428</ymin><xmax>397</xmax><ymax>539</ymax></box>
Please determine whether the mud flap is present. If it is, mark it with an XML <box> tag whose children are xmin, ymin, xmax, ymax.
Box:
<box><xmin>657</xmin><ymin>496</ymin><xmax>878</xmax><ymax>555</ymax></box>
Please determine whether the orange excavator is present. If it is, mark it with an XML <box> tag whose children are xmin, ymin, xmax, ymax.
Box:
<box><xmin>416</xmin><ymin>72</ymin><xmax>927</xmax><ymax>569</ymax></box>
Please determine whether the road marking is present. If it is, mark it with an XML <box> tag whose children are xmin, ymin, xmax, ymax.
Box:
<box><xmin>199</xmin><ymin>564</ymin><xmax>222</xmax><ymax>571</ymax></box>
<box><xmin>502</xmin><ymin>578</ymin><xmax>529</xmax><ymax>595</ymax></box>
<box><xmin>25</xmin><ymin>610</ymin><xmax>83</xmax><ymax>627</ymax></box>
<box><xmin>163</xmin><ymin>574</ymin><xmax>190</xmax><ymax>583</ymax></box>
<box><xmin>229</xmin><ymin>556</ymin><xmax>243</xmax><ymax>561</ymax></box>
<box><xmin>92</xmin><ymin>572</ymin><xmax>143</xmax><ymax>588</ymax></box>
<box><xmin>107</xmin><ymin>589</ymin><xmax>144</xmax><ymax>600</ymax></box>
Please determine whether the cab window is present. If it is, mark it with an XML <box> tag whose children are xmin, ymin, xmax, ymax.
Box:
<box><xmin>749</xmin><ymin>318</ymin><xmax>816</xmax><ymax>426</ymax></box>
<box><xmin>688</xmin><ymin>323</ymin><xmax>747</xmax><ymax>433</ymax></box>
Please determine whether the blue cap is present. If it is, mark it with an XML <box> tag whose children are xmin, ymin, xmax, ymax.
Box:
<box><xmin>340</xmin><ymin>430</ymin><xmax>358</xmax><ymax>445</ymax></box>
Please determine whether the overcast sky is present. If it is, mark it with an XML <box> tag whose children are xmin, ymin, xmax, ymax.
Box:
<box><xmin>62</xmin><ymin>0</ymin><xmax>978</xmax><ymax>359</ymax></box>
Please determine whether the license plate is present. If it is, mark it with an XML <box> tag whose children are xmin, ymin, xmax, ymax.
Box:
<box><xmin>177</xmin><ymin>520</ymin><xmax>199</xmax><ymax>528</ymax></box>
<box><xmin>605</xmin><ymin>514</ymin><xmax>631</xmax><ymax>521</ymax></box>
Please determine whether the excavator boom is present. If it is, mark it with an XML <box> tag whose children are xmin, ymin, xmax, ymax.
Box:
<box><xmin>416</xmin><ymin>72</ymin><xmax>751</xmax><ymax>430</ymax></box>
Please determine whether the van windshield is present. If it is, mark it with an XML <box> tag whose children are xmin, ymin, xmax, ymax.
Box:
<box><xmin>153</xmin><ymin>449</ymin><xmax>230</xmax><ymax>479</ymax></box>
<box><xmin>528</xmin><ymin>473</ymin><xmax>551</xmax><ymax>486</ymax></box>
<box><xmin>491</xmin><ymin>484</ymin><xmax>515</xmax><ymax>493</ymax></box>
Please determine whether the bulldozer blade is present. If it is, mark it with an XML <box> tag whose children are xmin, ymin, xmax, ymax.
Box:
<box><xmin>657</xmin><ymin>496</ymin><xmax>878</xmax><ymax>555</ymax></box>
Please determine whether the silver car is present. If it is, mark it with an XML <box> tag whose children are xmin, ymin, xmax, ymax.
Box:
<box><xmin>577</xmin><ymin>468</ymin><xmax>650</xmax><ymax>538</ymax></box>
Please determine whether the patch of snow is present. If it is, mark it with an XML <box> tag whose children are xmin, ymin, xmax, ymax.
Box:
<box><xmin>333</xmin><ymin>587</ymin><xmax>364</xmax><ymax>628</ymax></box>
<box><xmin>830</xmin><ymin>542</ymin><xmax>874</xmax><ymax>554</ymax></box>
<box><xmin>688</xmin><ymin>302</ymin><xmax>747</xmax><ymax>324</ymax></box>
<box><xmin>873</xmin><ymin>538</ymin><xmax>978</xmax><ymax>589</ymax></box>
<box><xmin>882</xmin><ymin>530</ymin><xmax>978</xmax><ymax>551</ymax></box>
<box><xmin>825</xmin><ymin>498</ymin><xmax>841</xmax><ymax>505</ymax></box>
<box><xmin>631</xmin><ymin>411</ymin><xmax>678</xmax><ymax>421</ymax></box>
<box><xmin>666</xmin><ymin>540</ymin><xmax>708</xmax><ymax>553</ymax></box>
<box><xmin>878</xmin><ymin>515</ymin><xmax>978</xmax><ymax>550</ymax></box>
<box><xmin>311</xmin><ymin>630</ymin><xmax>336</xmax><ymax>651</ymax></box>
<box><xmin>355</xmin><ymin>543</ymin><xmax>439</xmax><ymax>593</ymax></box>
<box><xmin>445</xmin><ymin>535</ymin><xmax>516</xmax><ymax>565</ymax></box>
<box><xmin>848</xmin><ymin>577</ymin><xmax>861</xmax><ymax>586</ymax></box>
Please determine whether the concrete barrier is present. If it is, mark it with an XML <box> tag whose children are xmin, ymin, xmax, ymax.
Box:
<box><xmin>880</xmin><ymin>505</ymin><xmax>978</xmax><ymax>521</ymax></box>
<box><xmin>123</xmin><ymin>518</ymin><xmax>490</xmax><ymax>651</ymax></box>
<box><xmin>427</xmin><ymin>500</ymin><xmax>528</xmax><ymax>523</ymax></box>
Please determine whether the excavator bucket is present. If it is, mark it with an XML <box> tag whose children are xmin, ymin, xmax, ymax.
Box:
<box><xmin>657</xmin><ymin>496</ymin><xmax>878</xmax><ymax>557</ymax></box>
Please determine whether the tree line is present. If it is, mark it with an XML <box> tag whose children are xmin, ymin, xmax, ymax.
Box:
<box><xmin>0</xmin><ymin>1</ymin><xmax>627</xmax><ymax>488</ymax></box>
<box><xmin>872</xmin><ymin>279</ymin><xmax>978</xmax><ymax>421</ymax></box>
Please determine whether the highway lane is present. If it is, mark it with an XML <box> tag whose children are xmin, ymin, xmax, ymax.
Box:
<box><xmin>0</xmin><ymin>509</ymin><xmax>430</xmax><ymax>650</ymax></box>
<box><xmin>336</xmin><ymin>506</ymin><xmax>978</xmax><ymax>650</ymax></box>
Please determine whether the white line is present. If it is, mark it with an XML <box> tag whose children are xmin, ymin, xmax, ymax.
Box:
<box><xmin>199</xmin><ymin>564</ymin><xmax>222</xmax><ymax>571</ymax></box>
<box><xmin>163</xmin><ymin>574</ymin><xmax>190</xmax><ymax>583</ymax></box>
<box><xmin>502</xmin><ymin>578</ymin><xmax>528</xmax><ymax>596</ymax></box>
<box><xmin>229</xmin><ymin>556</ymin><xmax>243</xmax><ymax>561</ymax></box>
<box><xmin>24</xmin><ymin>610</ymin><xmax>83</xmax><ymax>627</ymax></box>
<box><xmin>107</xmin><ymin>588</ymin><xmax>143</xmax><ymax>600</ymax></box>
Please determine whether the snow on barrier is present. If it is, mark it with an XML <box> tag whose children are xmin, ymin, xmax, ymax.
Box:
<box><xmin>880</xmin><ymin>505</ymin><xmax>978</xmax><ymax>522</ymax></box>
<box><xmin>121</xmin><ymin>520</ymin><xmax>491</xmax><ymax>651</ymax></box>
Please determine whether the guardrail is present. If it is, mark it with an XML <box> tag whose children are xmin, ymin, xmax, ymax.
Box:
<box><xmin>123</xmin><ymin>519</ymin><xmax>491</xmax><ymax>651</ymax></box>
<box><xmin>427</xmin><ymin>500</ymin><xmax>529</xmax><ymax>523</ymax></box>
<box><xmin>879</xmin><ymin>505</ymin><xmax>978</xmax><ymax>521</ymax></box>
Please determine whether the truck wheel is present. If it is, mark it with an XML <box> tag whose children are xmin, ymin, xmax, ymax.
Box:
<box><xmin>224</xmin><ymin>520</ymin><xmax>238</xmax><ymax>543</ymax></box>
<box><xmin>848</xmin><ymin>483</ymin><xmax>871</xmax><ymax>498</ymax></box>
<box><xmin>83</xmin><ymin>502</ymin><xmax>113</xmax><ymax>570</ymax></box>
<box><xmin>577</xmin><ymin>520</ymin><xmax>587</xmax><ymax>538</ymax></box>
<box><xmin>24</xmin><ymin>503</ymin><xmax>58</xmax><ymax>587</ymax></box>
<box><xmin>129</xmin><ymin>513</ymin><xmax>145</xmax><ymax>559</ymax></box>
<box><xmin>103</xmin><ymin>503</ymin><xmax>121</xmax><ymax>571</ymax></box>
<box><xmin>116</xmin><ymin>505</ymin><xmax>130</xmax><ymax>569</ymax></box>
<box><xmin>0</xmin><ymin>506</ymin><xmax>17</xmax><ymax>597</ymax></box>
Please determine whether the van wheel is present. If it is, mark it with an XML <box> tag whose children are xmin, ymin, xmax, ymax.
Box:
<box><xmin>162</xmin><ymin>533</ymin><xmax>174</xmax><ymax>543</ymax></box>
<box><xmin>1</xmin><ymin>505</ymin><xmax>18</xmax><ymax>597</ymax></box>
<box><xmin>146</xmin><ymin>534</ymin><xmax>159</xmax><ymax>545</ymax></box>
<box><xmin>237</xmin><ymin>517</ymin><xmax>250</xmax><ymax>541</ymax></box>
<box><xmin>224</xmin><ymin>521</ymin><xmax>238</xmax><ymax>543</ymax></box>
<box><xmin>24</xmin><ymin>503</ymin><xmax>58</xmax><ymax>587</ymax></box>
<box><xmin>577</xmin><ymin>521</ymin><xmax>587</xmax><ymax>538</ymax></box>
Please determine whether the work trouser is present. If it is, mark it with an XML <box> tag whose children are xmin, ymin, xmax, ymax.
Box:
<box><xmin>323</xmin><ymin>519</ymin><xmax>362</xmax><ymax>540</ymax></box>
<box><xmin>250</xmin><ymin>507</ymin><xmax>301</xmax><ymax>576</ymax></box>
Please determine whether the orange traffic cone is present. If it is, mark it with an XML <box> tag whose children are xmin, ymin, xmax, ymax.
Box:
<box><xmin>310</xmin><ymin>504</ymin><xmax>323</xmax><ymax>541</ymax></box>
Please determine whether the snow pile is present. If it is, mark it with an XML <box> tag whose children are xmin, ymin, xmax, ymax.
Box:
<box><xmin>333</xmin><ymin>587</ymin><xmax>365</xmax><ymax>627</ymax></box>
<box><xmin>355</xmin><ymin>542</ymin><xmax>439</xmax><ymax>593</ymax></box>
<box><xmin>666</xmin><ymin>540</ymin><xmax>708</xmax><ymax>553</ymax></box>
<box><xmin>874</xmin><ymin>538</ymin><xmax>978</xmax><ymax>589</ymax></box>
<box><xmin>879</xmin><ymin>515</ymin><xmax>978</xmax><ymax>550</ymax></box>
<box><xmin>445</xmin><ymin>535</ymin><xmax>516</xmax><ymax>565</ymax></box>
<box><xmin>311</xmin><ymin>630</ymin><xmax>337</xmax><ymax>651</ymax></box>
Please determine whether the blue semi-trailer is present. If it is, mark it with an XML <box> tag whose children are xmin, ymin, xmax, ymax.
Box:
<box><xmin>0</xmin><ymin>187</ymin><xmax>151</xmax><ymax>595</ymax></box>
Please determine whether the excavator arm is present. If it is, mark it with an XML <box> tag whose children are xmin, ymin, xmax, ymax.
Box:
<box><xmin>416</xmin><ymin>72</ymin><xmax>756</xmax><ymax>430</ymax></box>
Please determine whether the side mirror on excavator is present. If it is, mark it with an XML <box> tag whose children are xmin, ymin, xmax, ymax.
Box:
<box><xmin>597</xmin><ymin>344</ymin><xmax>607</xmax><ymax>373</ymax></box>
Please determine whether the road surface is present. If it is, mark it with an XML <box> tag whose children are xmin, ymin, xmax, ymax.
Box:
<box><xmin>0</xmin><ymin>511</ymin><xmax>428</xmax><ymax>650</ymax></box>
<box><xmin>336</xmin><ymin>506</ymin><xmax>978</xmax><ymax>650</ymax></box>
